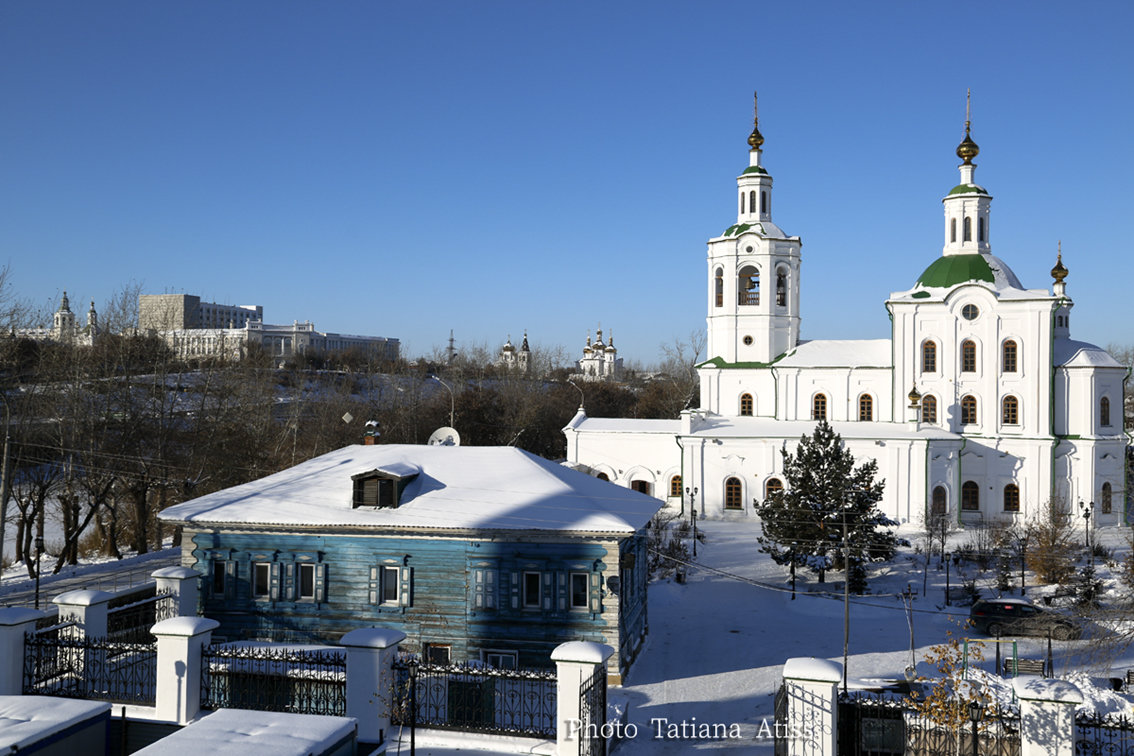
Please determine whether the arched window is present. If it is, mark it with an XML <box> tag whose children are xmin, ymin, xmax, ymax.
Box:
<box><xmin>1102</xmin><ymin>482</ymin><xmax>1113</xmax><ymax>514</ymax></box>
<box><xmin>669</xmin><ymin>475</ymin><xmax>682</xmax><ymax>498</ymax></box>
<box><xmin>932</xmin><ymin>486</ymin><xmax>947</xmax><ymax>515</ymax></box>
<box><xmin>1002</xmin><ymin>340</ymin><xmax>1017</xmax><ymax>373</ymax></box>
<box><xmin>776</xmin><ymin>269</ymin><xmax>787</xmax><ymax>307</ymax></box>
<box><xmin>738</xmin><ymin>266</ymin><xmax>759</xmax><ymax>306</ymax></box>
<box><xmin>724</xmin><ymin>477</ymin><xmax>743</xmax><ymax>510</ymax></box>
<box><xmin>740</xmin><ymin>393</ymin><xmax>753</xmax><ymax>416</ymax></box>
<box><xmin>812</xmin><ymin>393</ymin><xmax>827</xmax><ymax>421</ymax></box>
<box><xmin>749</xmin><ymin>190</ymin><xmax>756</xmax><ymax>214</ymax></box>
<box><xmin>1101</xmin><ymin>396</ymin><xmax>1111</xmax><ymax>427</ymax></box>
<box><xmin>714</xmin><ymin>268</ymin><xmax>723</xmax><ymax>307</ymax></box>
<box><xmin>963</xmin><ymin>216</ymin><xmax>972</xmax><ymax>242</ymax></box>
<box><xmin>740</xmin><ymin>192</ymin><xmax>745</xmax><ymax>214</ymax></box>
<box><xmin>765</xmin><ymin>477</ymin><xmax>783</xmax><ymax>500</ymax></box>
<box><xmin>961</xmin><ymin>395</ymin><xmax>977</xmax><ymax>425</ymax></box>
<box><xmin>1002</xmin><ymin>395</ymin><xmax>1019</xmax><ymax>425</ymax></box>
<box><xmin>1003</xmin><ymin>484</ymin><xmax>1020</xmax><ymax>512</ymax></box>
<box><xmin>858</xmin><ymin>394</ymin><xmax>873</xmax><ymax>422</ymax></box>
<box><xmin>922</xmin><ymin>394</ymin><xmax>938</xmax><ymax>423</ymax></box>
<box><xmin>761</xmin><ymin>190</ymin><xmax>768</xmax><ymax>214</ymax></box>
<box><xmin>950</xmin><ymin>218</ymin><xmax>957</xmax><ymax>243</ymax></box>
<box><xmin>961</xmin><ymin>480</ymin><xmax>980</xmax><ymax>511</ymax></box>
<box><xmin>978</xmin><ymin>217</ymin><xmax>986</xmax><ymax>242</ymax></box>
<box><xmin>596</xmin><ymin>472</ymin><xmax>609</xmax><ymax>481</ymax></box>
<box><xmin>631</xmin><ymin>480</ymin><xmax>651</xmax><ymax>495</ymax></box>
<box><xmin>961</xmin><ymin>340</ymin><xmax>977</xmax><ymax>373</ymax></box>
<box><xmin>922</xmin><ymin>340</ymin><xmax>937</xmax><ymax>373</ymax></box>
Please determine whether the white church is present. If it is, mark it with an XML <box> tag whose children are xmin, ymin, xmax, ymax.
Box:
<box><xmin>564</xmin><ymin>96</ymin><xmax>1127</xmax><ymax>529</ymax></box>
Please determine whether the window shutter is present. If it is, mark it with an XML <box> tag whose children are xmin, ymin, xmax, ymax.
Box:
<box><xmin>225</xmin><ymin>561</ymin><xmax>236</xmax><ymax>599</ymax></box>
<box><xmin>543</xmin><ymin>572</ymin><xmax>553</xmax><ymax>611</ymax></box>
<box><xmin>368</xmin><ymin>567</ymin><xmax>379</xmax><ymax>604</ymax></box>
<box><xmin>315</xmin><ymin>563</ymin><xmax>326</xmax><ymax>603</ymax></box>
<box><xmin>510</xmin><ymin>572</ymin><xmax>520</xmax><ymax>610</ymax></box>
<box><xmin>485</xmin><ymin>569</ymin><xmax>497</xmax><ymax>610</ymax></box>
<box><xmin>591</xmin><ymin>573</ymin><xmax>601</xmax><ymax>613</ymax></box>
<box><xmin>557</xmin><ymin>572</ymin><xmax>567</xmax><ymax>612</ymax></box>
<box><xmin>269</xmin><ymin>562</ymin><xmax>282</xmax><ymax>602</ymax></box>
<box><xmin>399</xmin><ymin>566</ymin><xmax>414</xmax><ymax>607</ymax></box>
<box><xmin>284</xmin><ymin>563</ymin><xmax>295</xmax><ymax>600</ymax></box>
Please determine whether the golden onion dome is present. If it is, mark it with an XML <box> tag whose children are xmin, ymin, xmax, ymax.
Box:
<box><xmin>956</xmin><ymin>125</ymin><xmax>979</xmax><ymax>165</ymax></box>
<box><xmin>747</xmin><ymin>90</ymin><xmax>764</xmax><ymax>149</ymax></box>
<box><xmin>1051</xmin><ymin>252</ymin><xmax>1069</xmax><ymax>283</ymax></box>
<box><xmin>907</xmin><ymin>385</ymin><xmax>922</xmax><ymax>408</ymax></box>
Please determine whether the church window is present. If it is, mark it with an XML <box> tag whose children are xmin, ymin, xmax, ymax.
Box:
<box><xmin>765</xmin><ymin>477</ymin><xmax>783</xmax><ymax>500</ymax></box>
<box><xmin>921</xmin><ymin>394</ymin><xmax>938</xmax><ymax>423</ymax></box>
<box><xmin>1003</xmin><ymin>484</ymin><xmax>1020</xmax><ymax>512</ymax></box>
<box><xmin>776</xmin><ymin>269</ymin><xmax>787</xmax><ymax>307</ymax></box>
<box><xmin>978</xmin><ymin>217</ymin><xmax>986</xmax><ymax>242</ymax></box>
<box><xmin>812</xmin><ymin>393</ymin><xmax>827</xmax><ymax>421</ymax></box>
<box><xmin>963</xmin><ymin>216</ymin><xmax>972</xmax><ymax>242</ymax></box>
<box><xmin>714</xmin><ymin>268</ymin><xmax>723</xmax><ymax>307</ymax></box>
<box><xmin>596</xmin><ymin>472</ymin><xmax>609</xmax><ymax>481</ymax></box>
<box><xmin>743</xmin><ymin>335</ymin><xmax>753</xmax><ymax>345</ymax></box>
<box><xmin>932</xmin><ymin>486</ymin><xmax>947</xmax><ymax>516</ymax></box>
<box><xmin>738</xmin><ymin>266</ymin><xmax>760</xmax><ymax>306</ymax></box>
<box><xmin>961</xmin><ymin>480</ymin><xmax>980</xmax><ymax>511</ymax></box>
<box><xmin>630</xmin><ymin>480</ymin><xmax>651</xmax><ymax>495</ymax></box>
<box><xmin>1101</xmin><ymin>397</ymin><xmax>1111</xmax><ymax>427</ymax></box>
<box><xmin>740</xmin><ymin>393</ymin><xmax>753</xmax><ymax>416</ymax></box>
<box><xmin>669</xmin><ymin>475</ymin><xmax>682</xmax><ymax>498</ymax></box>
<box><xmin>740</xmin><ymin>192</ymin><xmax>745</xmax><ymax>214</ymax></box>
<box><xmin>749</xmin><ymin>190</ymin><xmax>757</xmax><ymax>214</ymax></box>
<box><xmin>1057</xmin><ymin>315</ymin><xmax>1064</xmax><ymax>327</ymax></box>
<box><xmin>962</xmin><ymin>304</ymin><xmax>979</xmax><ymax>321</ymax></box>
<box><xmin>1001</xmin><ymin>395</ymin><xmax>1019</xmax><ymax>425</ymax></box>
<box><xmin>1002</xmin><ymin>340</ymin><xmax>1018</xmax><ymax>373</ymax></box>
<box><xmin>961</xmin><ymin>395</ymin><xmax>978</xmax><ymax>425</ymax></box>
<box><xmin>961</xmin><ymin>340</ymin><xmax>977</xmax><ymax>372</ymax></box>
<box><xmin>761</xmin><ymin>190</ymin><xmax>768</xmax><ymax>214</ymax></box>
<box><xmin>858</xmin><ymin>394</ymin><xmax>873</xmax><ymax>422</ymax></box>
<box><xmin>724</xmin><ymin>477</ymin><xmax>743</xmax><ymax>510</ymax></box>
<box><xmin>1102</xmin><ymin>482</ymin><xmax>1113</xmax><ymax>514</ymax></box>
<box><xmin>950</xmin><ymin>218</ymin><xmax>957</xmax><ymax>243</ymax></box>
<box><xmin>922</xmin><ymin>340</ymin><xmax>937</xmax><ymax>373</ymax></box>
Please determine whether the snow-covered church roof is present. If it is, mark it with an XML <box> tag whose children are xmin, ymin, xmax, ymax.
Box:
<box><xmin>159</xmin><ymin>444</ymin><xmax>663</xmax><ymax>535</ymax></box>
<box><xmin>1055</xmin><ymin>338</ymin><xmax>1126</xmax><ymax>369</ymax></box>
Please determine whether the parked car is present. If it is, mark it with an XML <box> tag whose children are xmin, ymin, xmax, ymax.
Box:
<box><xmin>969</xmin><ymin>598</ymin><xmax>1080</xmax><ymax>640</ymax></box>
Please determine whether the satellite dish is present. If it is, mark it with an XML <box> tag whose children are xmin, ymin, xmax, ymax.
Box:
<box><xmin>427</xmin><ymin>427</ymin><xmax>461</xmax><ymax>446</ymax></box>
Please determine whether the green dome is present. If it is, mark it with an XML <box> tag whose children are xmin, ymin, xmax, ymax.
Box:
<box><xmin>947</xmin><ymin>183</ymin><xmax>990</xmax><ymax>196</ymax></box>
<box><xmin>914</xmin><ymin>253</ymin><xmax>1023</xmax><ymax>291</ymax></box>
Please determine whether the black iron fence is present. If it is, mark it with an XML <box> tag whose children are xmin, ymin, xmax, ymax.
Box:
<box><xmin>200</xmin><ymin>644</ymin><xmax>347</xmax><ymax>716</ymax></box>
<box><xmin>392</xmin><ymin>656</ymin><xmax>557</xmax><ymax>739</ymax></box>
<box><xmin>23</xmin><ymin>633</ymin><xmax>157</xmax><ymax>705</ymax></box>
<box><xmin>837</xmin><ymin>691</ymin><xmax>1020</xmax><ymax>756</ymax></box>
<box><xmin>107</xmin><ymin>587</ymin><xmax>177</xmax><ymax>643</ymax></box>
<box><xmin>1075</xmin><ymin>711</ymin><xmax>1134</xmax><ymax>756</ymax></box>
<box><xmin>578</xmin><ymin>662</ymin><xmax>607</xmax><ymax>756</ymax></box>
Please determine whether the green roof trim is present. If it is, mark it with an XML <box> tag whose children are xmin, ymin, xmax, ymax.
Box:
<box><xmin>915</xmin><ymin>254</ymin><xmax>995</xmax><ymax>288</ymax></box>
<box><xmin>742</xmin><ymin>166</ymin><xmax>768</xmax><ymax>175</ymax></box>
<box><xmin>697</xmin><ymin>352</ymin><xmax>787</xmax><ymax>370</ymax></box>
<box><xmin>911</xmin><ymin>291</ymin><xmax>931</xmax><ymax>299</ymax></box>
<box><xmin>947</xmin><ymin>183</ymin><xmax>989</xmax><ymax>196</ymax></box>
<box><xmin>722</xmin><ymin>222</ymin><xmax>760</xmax><ymax>238</ymax></box>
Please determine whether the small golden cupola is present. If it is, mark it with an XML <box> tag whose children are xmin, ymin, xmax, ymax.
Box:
<box><xmin>747</xmin><ymin>91</ymin><xmax>765</xmax><ymax>150</ymax></box>
<box><xmin>1051</xmin><ymin>251</ymin><xmax>1069</xmax><ymax>284</ymax></box>
<box><xmin>1051</xmin><ymin>243</ymin><xmax>1070</xmax><ymax>298</ymax></box>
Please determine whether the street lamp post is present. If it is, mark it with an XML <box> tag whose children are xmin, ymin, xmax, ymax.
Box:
<box><xmin>967</xmin><ymin>698</ymin><xmax>983</xmax><ymax>756</ymax></box>
<box><xmin>34</xmin><ymin>535</ymin><xmax>44</xmax><ymax>610</ymax></box>
<box><xmin>685</xmin><ymin>487</ymin><xmax>699</xmax><ymax>559</ymax></box>
<box><xmin>566</xmin><ymin>379</ymin><xmax>585</xmax><ymax>411</ymax></box>
<box><xmin>430</xmin><ymin>375</ymin><xmax>455</xmax><ymax>428</ymax></box>
<box><xmin>1079</xmin><ymin>501</ymin><xmax>1093</xmax><ymax>560</ymax></box>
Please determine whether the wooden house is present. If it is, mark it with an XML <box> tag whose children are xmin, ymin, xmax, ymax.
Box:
<box><xmin>158</xmin><ymin>443</ymin><xmax>662</xmax><ymax>681</ymax></box>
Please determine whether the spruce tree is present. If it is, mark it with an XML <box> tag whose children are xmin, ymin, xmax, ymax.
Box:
<box><xmin>755</xmin><ymin>420</ymin><xmax>901</xmax><ymax>590</ymax></box>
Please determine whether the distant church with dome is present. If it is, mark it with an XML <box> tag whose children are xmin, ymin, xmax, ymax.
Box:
<box><xmin>564</xmin><ymin>94</ymin><xmax>1127</xmax><ymax>529</ymax></box>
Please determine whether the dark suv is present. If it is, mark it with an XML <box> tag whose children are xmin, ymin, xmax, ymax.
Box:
<box><xmin>969</xmin><ymin>598</ymin><xmax>1079</xmax><ymax>640</ymax></box>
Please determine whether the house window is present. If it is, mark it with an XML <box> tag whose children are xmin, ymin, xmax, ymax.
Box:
<box><xmin>932</xmin><ymin>486</ymin><xmax>947</xmax><ymax>515</ymax></box>
<box><xmin>1003</xmin><ymin>340</ymin><xmax>1017</xmax><ymax>373</ymax></box>
<box><xmin>961</xmin><ymin>340</ymin><xmax>977</xmax><ymax>372</ymax></box>
<box><xmin>1101</xmin><ymin>397</ymin><xmax>1111</xmax><ymax>427</ymax></box>
<box><xmin>714</xmin><ymin>268</ymin><xmax>723</xmax><ymax>307</ymax></box>
<box><xmin>961</xmin><ymin>395</ymin><xmax>978</xmax><ymax>425</ymax></box>
<box><xmin>425</xmin><ymin>644</ymin><xmax>451</xmax><ymax>664</ymax></box>
<box><xmin>1002</xmin><ymin>395</ymin><xmax>1019</xmax><ymax>425</ymax></box>
<box><xmin>812</xmin><ymin>393</ymin><xmax>827</xmax><ymax>421</ymax></box>
<box><xmin>740</xmin><ymin>393</ymin><xmax>753</xmax><ymax>416</ymax></box>
<box><xmin>353</xmin><ymin>476</ymin><xmax>397</xmax><ymax>508</ymax></box>
<box><xmin>253</xmin><ymin>563</ymin><xmax>271</xmax><ymax>598</ymax></box>
<box><xmin>724</xmin><ymin>477</ymin><xmax>742</xmax><ymax>510</ymax></box>
<box><xmin>1102</xmin><ymin>483</ymin><xmax>1113</xmax><ymax>514</ymax></box>
<box><xmin>765</xmin><ymin>477</ymin><xmax>783</xmax><ymax>500</ymax></box>
<box><xmin>669</xmin><ymin>475</ymin><xmax>682</xmax><ymax>498</ymax></box>
<box><xmin>776</xmin><ymin>270</ymin><xmax>787</xmax><ymax>307</ymax></box>
<box><xmin>738</xmin><ymin>266</ymin><xmax>759</xmax><ymax>305</ymax></box>
<box><xmin>1003</xmin><ymin>484</ymin><xmax>1020</xmax><ymax>512</ymax></box>
<box><xmin>298</xmin><ymin>563</ymin><xmax>316</xmax><ymax>600</ymax></box>
<box><xmin>961</xmin><ymin>481</ymin><xmax>980</xmax><ymax>511</ymax></box>
<box><xmin>370</xmin><ymin>564</ymin><xmax>412</xmax><ymax>607</ymax></box>
<box><xmin>858</xmin><ymin>394</ymin><xmax>873</xmax><ymax>422</ymax></box>
<box><xmin>570</xmin><ymin>573</ymin><xmax>589</xmax><ymax>610</ymax></box>
<box><xmin>378</xmin><ymin>566</ymin><xmax>399</xmax><ymax>604</ymax></box>
<box><xmin>211</xmin><ymin>561</ymin><xmax>227</xmax><ymax>596</ymax></box>
<box><xmin>922</xmin><ymin>394</ymin><xmax>938</xmax><ymax>424</ymax></box>
<box><xmin>522</xmin><ymin>572</ymin><xmax>541</xmax><ymax>608</ymax></box>
<box><xmin>484</xmin><ymin>651</ymin><xmax>517</xmax><ymax>669</ymax></box>
<box><xmin>922</xmin><ymin>340</ymin><xmax>937</xmax><ymax>373</ymax></box>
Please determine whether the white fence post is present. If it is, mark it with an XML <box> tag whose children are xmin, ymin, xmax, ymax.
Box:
<box><xmin>780</xmin><ymin>657</ymin><xmax>842</xmax><ymax>756</ymax></box>
<box><xmin>152</xmin><ymin>616</ymin><xmax>219</xmax><ymax>725</ymax></box>
<box><xmin>0</xmin><ymin>607</ymin><xmax>44</xmax><ymax>694</ymax></box>
<box><xmin>53</xmin><ymin>589</ymin><xmax>114</xmax><ymax>638</ymax></box>
<box><xmin>552</xmin><ymin>640</ymin><xmax>614</xmax><ymax>756</ymax></box>
<box><xmin>152</xmin><ymin>566</ymin><xmax>200</xmax><ymax>617</ymax></box>
<box><xmin>340</xmin><ymin>627</ymin><xmax>407</xmax><ymax>747</ymax></box>
<box><xmin>1013</xmin><ymin>677</ymin><xmax>1083</xmax><ymax>756</ymax></box>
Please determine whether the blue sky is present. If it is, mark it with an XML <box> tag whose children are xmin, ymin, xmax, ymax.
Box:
<box><xmin>2</xmin><ymin>1</ymin><xmax>1131</xmax><ymax>364</ymax></box>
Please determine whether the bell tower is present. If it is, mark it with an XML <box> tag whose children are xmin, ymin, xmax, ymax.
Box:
<box><xmin>941</xmin><ymin>91</ymin><xmax>993</xmax><ymax>257</ymax></box>
<box><xmin>705</xmin><ymin>93</ymin><xmax>802</xmax><ymax>364</ymax></box>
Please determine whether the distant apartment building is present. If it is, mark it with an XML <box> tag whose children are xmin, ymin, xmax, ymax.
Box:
<box><xmin>140</xmin><ymin>294</ymin><xmax>399</xmax><ymax>363</ymax></box>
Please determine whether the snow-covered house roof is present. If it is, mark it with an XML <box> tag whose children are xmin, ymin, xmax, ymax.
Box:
<box><xmin>159</xmin><ymin>444</ymin><xmax>663</xmax><ymax>536</ymax></box>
